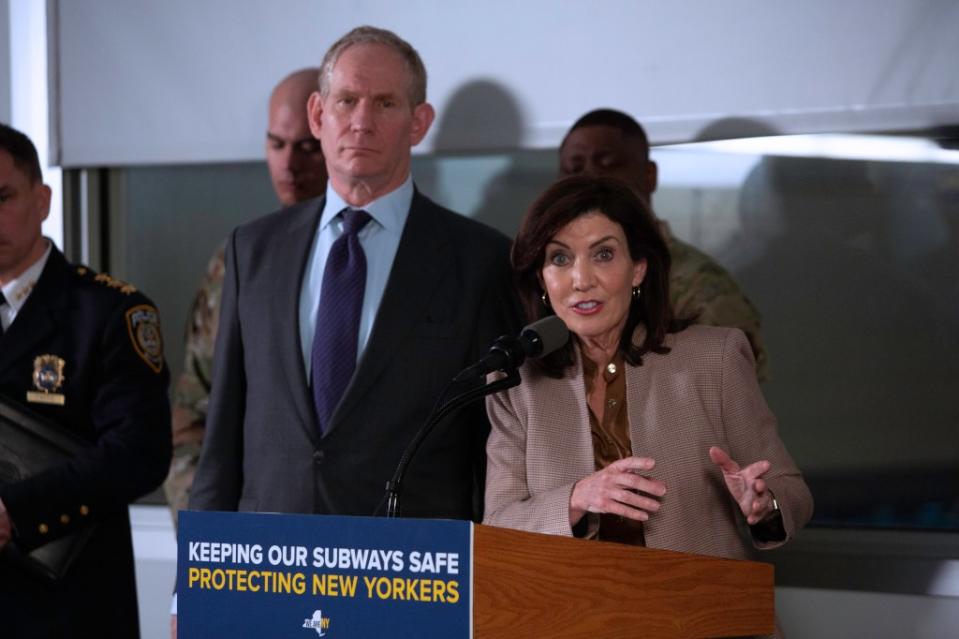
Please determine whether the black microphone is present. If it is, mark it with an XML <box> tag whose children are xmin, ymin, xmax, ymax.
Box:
<box><xmin>453</xmin><ymin>316</ymin><xmax>569</xmax><ymax>382</ymax></box>
<box><xmin>383</xmin><ymin>315</ymin><xmax>568</xmax><ymax>518</ymax></box>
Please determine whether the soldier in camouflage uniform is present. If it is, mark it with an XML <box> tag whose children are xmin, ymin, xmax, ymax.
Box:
<box><xmin>165</xmin><ymin>69</ymin><xmax>329</xmax><ymax>523</ymax></box>
<box><xmin>664</xmin><ymin>223</ymin><xmax>767</xmax><ymax>378</ymax></box>
<box><xmin>558</xmin><ymin>109</ymin><xmax>768</xmax><ymax>380</ymax></box>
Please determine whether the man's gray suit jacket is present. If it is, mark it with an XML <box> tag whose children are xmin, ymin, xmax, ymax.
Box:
<box><xmin>188</xmin><ymin>190</ymin><xmax>519</xmax><ymax>521</ymax></box>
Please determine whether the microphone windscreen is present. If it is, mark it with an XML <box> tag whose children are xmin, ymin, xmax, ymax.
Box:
<box><xmin>521</xmin><ymin>315</ymin><xmax>569</xmax><ymax>358</ymax></box>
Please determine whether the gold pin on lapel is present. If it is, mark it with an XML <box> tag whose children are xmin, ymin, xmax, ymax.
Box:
<box><xmin>27</xmin><ymin>354</ymin><xmax>66</xmax><ymax>406</ymax></box>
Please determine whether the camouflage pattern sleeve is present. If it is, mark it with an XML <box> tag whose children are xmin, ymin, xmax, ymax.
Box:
<box><xmin>163</xmin><ymin>243</ymin><xmax>226</xmax><ymax>526</ymax></box>
<box><xmin>667</xmin><ymin>235</ymin><xmax>769</xmax><ymax>382</ymax></box>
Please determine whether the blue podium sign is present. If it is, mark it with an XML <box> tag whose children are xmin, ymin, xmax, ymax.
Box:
<box><xmin>177</xmin><ymin>511</ymin><xmax>471</xmax><ymax>638</ymax></box>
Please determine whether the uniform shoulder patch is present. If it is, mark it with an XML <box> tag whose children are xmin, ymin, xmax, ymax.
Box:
<box><xmin>125</xmin><ymin>304</ymin><xmax>164</xmax><ymax>373</ymax></box>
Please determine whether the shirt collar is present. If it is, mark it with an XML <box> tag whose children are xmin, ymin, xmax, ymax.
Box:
<box><xmin>320</xmin><ymin>174</ymin><xmax>413</xmax><ymax>234</ymax></box>
<box><xmin>1</xmin><ymin>239</ymin><xmax>52</xmax><ymax>314</ymax></box>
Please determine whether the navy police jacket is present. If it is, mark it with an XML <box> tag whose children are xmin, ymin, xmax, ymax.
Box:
<box><xmin>0</xmin><ymin>244</ymin><xmax>171</xmax><ymax>638</ymax></box>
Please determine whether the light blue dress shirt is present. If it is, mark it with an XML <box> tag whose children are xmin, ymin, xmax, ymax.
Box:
<box><xmin>298</xmin><ymin>176</ymin><xmax>412</xmax><ymax>376</ymax></box>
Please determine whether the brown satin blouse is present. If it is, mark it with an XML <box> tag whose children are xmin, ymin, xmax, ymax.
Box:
<box><xmin>583</xmin><ymin>353</ymin><xmax>646</xmax><ymax>546</ymax></box>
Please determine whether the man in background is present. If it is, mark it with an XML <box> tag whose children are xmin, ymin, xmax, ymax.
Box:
<box><xmin>559</xmin><ymin>108</ymin><xmax>768</xmax><ymax>379</ymax></box>
<box><xmin>0</xmin><ymin>123</ymin><xmax>171</xmax><ymax>637</ymax></box>
<box><xmin>164</xmin><ymin>68</ymin><xmax>328</xmax><ymax>522</ymax></box>
<box><xmin>187</xmin><ymin>25</ymin><xmax>516</xmax><ymax>521</ymax></box>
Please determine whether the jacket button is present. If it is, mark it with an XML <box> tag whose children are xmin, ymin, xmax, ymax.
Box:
<box><xmin>313</xmin><ymin>451</ymin><xmax>325</xmax><ymax>464</ymax></box>
<box><xmin>60</xmin><ymin>514</ymin><xmax>70</xmax><ymax>525</ymax></box>
<box><xmin>38</xmin><ymin>523</ymin><xmax>49</xmax><ymax>534</ymax></box>
<box><xmin>79</xmin><ymin>505</ymin><xmax>90</xmax><ymax>516</ymax></box>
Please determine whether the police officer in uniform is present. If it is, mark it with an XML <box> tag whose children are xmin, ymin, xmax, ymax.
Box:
<box><xmin>0</xmin><ymin>123</ymin><xmax>172</xmax><ymax>637</ymax></box>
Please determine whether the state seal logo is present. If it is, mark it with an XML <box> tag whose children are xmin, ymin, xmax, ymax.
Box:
<box><xmin>302</xmin><ymin>609</ymin><xmax>331</xmax><ymax>636</ymax></box>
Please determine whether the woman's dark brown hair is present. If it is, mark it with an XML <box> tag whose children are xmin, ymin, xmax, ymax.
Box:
<box><xmin>512</xmin><ymin>175</ymin><xmax>691</xmax><ymax>377</ymax></box>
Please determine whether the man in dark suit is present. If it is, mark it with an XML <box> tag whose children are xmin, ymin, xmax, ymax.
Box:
<box><xmin>187</xmin><ymin>26</ymin><xmax>517</xmax><ymax>522</ymax></box>
<box><xmin>0</xmin><ymin>124</ymin><xmax>172</xmax><ymax>637</ymax></box>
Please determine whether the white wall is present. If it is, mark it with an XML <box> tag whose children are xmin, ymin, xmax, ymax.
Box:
<box><xmin>0</xmin><ymin>0</ymin><xmax>10</xmax><ymax>124</ymax></box>
<box><xmin>8</xmin><ymin>0</ymin><xmax>62</xmax><ymax>247</ymax></box>
<box><xmin>51</xmin><ymin>0</ymin><xmax>959</xmax><ymax>166</ymax></box>
<box><xmin>777</xmin><ymin>587</ymin><xmax>959</xmax><ymax>638</ymax></box>
<box><xmin>131</xmin><ymin>506</ymin><xmax>177</xmax><ymax>639</ymax></box>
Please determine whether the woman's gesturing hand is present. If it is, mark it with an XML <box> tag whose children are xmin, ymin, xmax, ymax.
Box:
<box><xmin>569</xmin><ymin>456</ymin><xmax>667</xmax><ymax>527</ymax></box>
<box><xmin>709</xmin><ymin>446</ymin><xmax>776</xmax><ymax>525</ymax></box>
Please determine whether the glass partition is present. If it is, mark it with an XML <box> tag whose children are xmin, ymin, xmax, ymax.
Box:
<box><xmin>103</xmin><ymin>134</ymin><xmax>958</xmax><ymax>529</ymax></box>
<box><xmin>651</xmin><ymin>141</ymin><xmax>959</xmax><ymax>532</ymax></box>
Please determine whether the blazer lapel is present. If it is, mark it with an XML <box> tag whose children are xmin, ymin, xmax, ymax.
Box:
<box><xmin>623</xmin><ymin>339</ymin><xmax>691</xmax><ymax>548</ymax></box>
<box><xmin>0</xmin><ymin>249</ymin><xmax>69</xmax><ymax>379</ymax></box>
<box><xmin>273</xmin><ymin>198</ymin><xmax>325</xmax><ymax>444</ymax></box>
<box><xmin>328</xmin><ymin>192</ymin><xmax>453</xmax><ymax>430</ymax></box>
<box><xmin>539</xmin><ymin>352</ymin><xmax>595</xmax><ymax>485</ymax></box>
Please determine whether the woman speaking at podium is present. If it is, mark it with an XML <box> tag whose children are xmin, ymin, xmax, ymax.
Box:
<box><xmin>483</xmin><ymin>175</ymin><xmax>812</xmax><ymax>563</ymax></box>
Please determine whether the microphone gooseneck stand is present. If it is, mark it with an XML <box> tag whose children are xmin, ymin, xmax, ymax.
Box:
<box><xmin>384</xmin><ymin>368</ymin><xmax>521</xmax><ymax>518</ymax></box>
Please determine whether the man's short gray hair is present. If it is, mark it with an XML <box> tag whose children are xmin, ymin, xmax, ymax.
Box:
<box><xmin>319</xmin><ymin>26</ymin><xmax>427</xmax><ymax>107</ymax></box>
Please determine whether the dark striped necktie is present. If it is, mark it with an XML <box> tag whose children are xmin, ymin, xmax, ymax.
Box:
<box><xmin>310</xmin><ymin>209</ymin><xmax>372</xmax><ymax>434</ymax></box>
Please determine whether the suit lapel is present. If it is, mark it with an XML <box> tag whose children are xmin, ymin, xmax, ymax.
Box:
<box><xmin>623</xmin><ymin>340</ymin><xmax>691</xmax><ymax>549</ymax></box>
<box><xmin>0</xmin><ymin>249</ymin><xmax>69</xmax><ymax>379</ymax></box>
<box><xmin>329</xmin><ymin>192</ymin><xmax>453</xmax><ymax>430</ymax></box>
<box><xmin>273</xmin><ymin>198</ymin><xmax>325</xmax><ymax>444</ymax></box>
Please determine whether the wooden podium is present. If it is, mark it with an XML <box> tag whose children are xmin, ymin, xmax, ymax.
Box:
<box><xmin>473</xmin><ymin>524</ymin><xmax>774</xmax><ymax>638</ymax></box>
<box><xmin>177</xmin><ymin>512</ymin><xmax>772</xmax><ymax>638</ymax></box>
